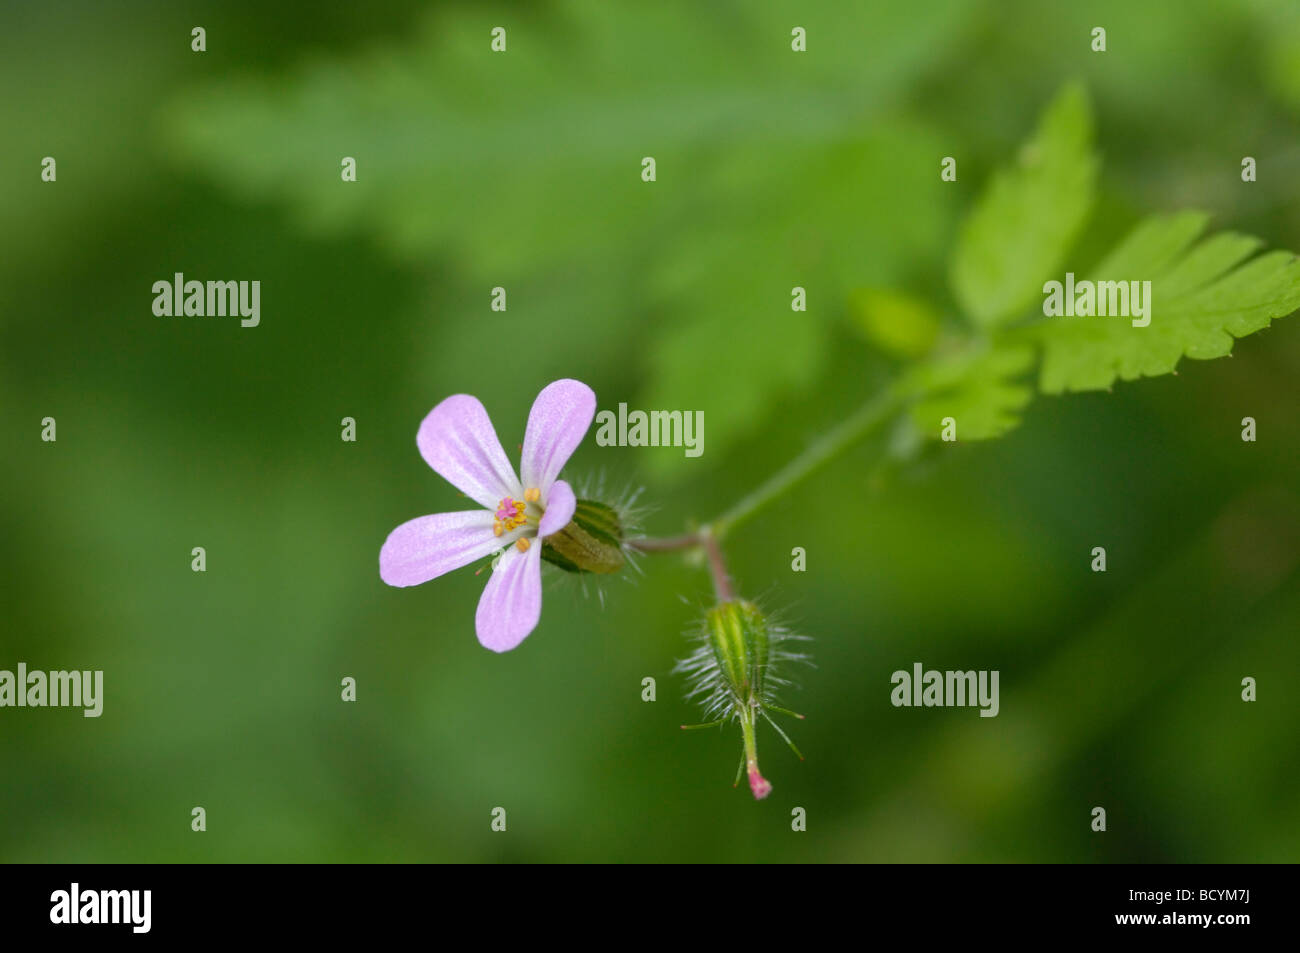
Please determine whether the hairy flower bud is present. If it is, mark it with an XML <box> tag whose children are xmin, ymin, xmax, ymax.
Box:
<box><xmin>710</xmin><ymin>601</ymin><xmax>773</xmax><ymax>798</ymax></box>
<box><xmin>677</xmin><ymin>599</ymin><xmax>808</xmax><ymax>800</ymax></box>
<box><xmin>541</xmin><ymin>499</ymin><xmax>626</xmax><ymax>574</ymax></box>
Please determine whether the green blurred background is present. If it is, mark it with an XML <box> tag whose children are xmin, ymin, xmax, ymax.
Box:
<box><xmin>2</xmin><ymin>0</ymin><xmax>1298</xmax><ymax>862</ymax></box>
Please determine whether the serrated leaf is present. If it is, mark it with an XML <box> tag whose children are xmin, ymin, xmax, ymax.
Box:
<box><xmin>1035</xmin><ymin>212</ymin><xmax>1300</xmax><ymax>393</ymax></box>
<box><xmin>950</xmin><ymin>84</ymin><xmax>1098</xmax><ymax>329</ymax></box>
<box><xmin>899</xmin><ymin>344</ymin><xmax>1035</xmax><ymax>441</ymax></box>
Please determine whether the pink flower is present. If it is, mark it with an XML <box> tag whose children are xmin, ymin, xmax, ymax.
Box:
<box><xmin>380</xmin><ymin>379</ymin><xmax>596</xmax><ymax>652</ymax></box>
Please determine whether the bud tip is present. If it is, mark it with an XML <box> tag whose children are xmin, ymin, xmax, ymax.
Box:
<box><xmin>748</xmin><ymin>767</ymin><xmax>772</xmax><ymax>800</ymax></box>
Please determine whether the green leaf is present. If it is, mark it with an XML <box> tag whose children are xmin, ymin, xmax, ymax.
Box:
<box><xmin>950</xmin><ymin>83</ymin><xmax>1098</xmax><ymax>329</ymax></box>
<box><xmin>900</xmin><ymin>344</ymin><xmax>1035</xmax><ymax>441</ymax></box>
<box><xmin>1035</xmin><ymin>212</ymin><xmax>1300</xmax><ymax>393</ymax></box>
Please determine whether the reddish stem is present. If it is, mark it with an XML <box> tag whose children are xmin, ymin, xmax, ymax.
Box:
<box><xmin>702</xmin><ymin>532</ymin><xmax>735</xmax><ymax>602</ymax></box>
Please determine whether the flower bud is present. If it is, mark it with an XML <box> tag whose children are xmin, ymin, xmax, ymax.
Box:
<box><xmin>706</xmin><ymin>601</ymin><xmax>773</xmax><ymax>798</ymax></box>
<box><xmin>540</xmin><ymin>498</ymin><xmax>626</xmax><ymax>574</ymax></box>
<box><xmin>678</xmin><ymin>600</ymin><xmax>806</xmax><ymax>800</ymax></box>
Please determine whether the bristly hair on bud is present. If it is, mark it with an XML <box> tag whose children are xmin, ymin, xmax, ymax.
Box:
<box><xmin>575</xmin><ymin>471</ymin><xmax>648</xmax><ymax>554</ymax></box>
<box><xmin>539</xmin><ymin>472</ymin><xmax>647</xmax><ymax>606</ymax></box>
<box><xmin>675</xmin><ymin>599</ymin><xmax>810</xmax><ymax>800</ymax></box>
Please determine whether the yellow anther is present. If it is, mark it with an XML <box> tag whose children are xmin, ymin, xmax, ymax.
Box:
<box><xmin>494</xmin><ymin>497</ymin><xmax>528</xmax><ymax>535</ymax></box>
<box><xmin>524</xmin><ymin>487</ymin><xmax>541</xmax><ymax>503</ymax></box>
<box><xmin>515</xmin><ymin>537</ymin><xmax>531</xmax><ymax>553</ymax></box>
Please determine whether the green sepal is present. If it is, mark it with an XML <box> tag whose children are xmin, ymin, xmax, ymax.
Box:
<box><xmin>540</xmin><ymin>499</ymin><xmax>626</xmax><ymax>574</ymax></box>
<box><xmin>705</xmin><ymin>600</ymin><xmax>770</xmax><ymax>704</ymax></box>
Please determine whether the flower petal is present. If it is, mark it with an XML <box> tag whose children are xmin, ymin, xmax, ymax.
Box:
<box><xmin>379</xmin><ymin>510</ymin><xmax>498</xmax><ymax>588</ymax></box>
<box><xmin>417</xmin><ymin>394</ymin><xmax>521</xmax><ymax>509</ymax></box>
<box><xmin>475</xmin><ymin>542</ymin><xmax>543</xmax><ymax>652</ymax></box>
<box><xmin>538</xmin><ymin>480</ymin><xmax>576</xmax><ymax>537</ymax></box>
<box><xmin>520</xmin><ymin>379</ymin><xmax>596</xmax><ymax>494</ymax></box>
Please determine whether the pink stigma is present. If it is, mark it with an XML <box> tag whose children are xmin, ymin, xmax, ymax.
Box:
<box><xmin>748</xmin><ymin>767</ymin><xmax>772</xmax><ymax>800</ymax></box>
<box><xmin>495</xmin><ymin>498</ymin><xmax>517</xmax><ymax>521</ymax></box>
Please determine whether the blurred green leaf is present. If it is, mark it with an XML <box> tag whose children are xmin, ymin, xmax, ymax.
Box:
<box><xmin>162</xmin><ymin>0</ymin><xmax>975</xmax><ymax>275</ymax></box>
<box><xmin>1035</xmin><ymin>212</ymin><xmax>1300</xmax><ymax>392</ymax></box>
<box><xmin>161</xmin><ymin>0</ymin><xmax>974</xmax><ymax>476</ymax></box>
<box><xmin>900</xmin><ymin>343</ymin><xmax>1035</xmax><ymax>440</ymax></box>
<box><xmin>640</xmin><ymin>124</ymin><xmax>954</xmax><ymax>477</ymax></box>
<box><xmin>949</xmin><ymin>83</ymin><xmax>1097</xmax><ymax>329</ymax></box>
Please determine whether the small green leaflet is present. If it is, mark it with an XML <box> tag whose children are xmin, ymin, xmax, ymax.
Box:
<box><xmin>899</xmin><ymin>344</ymin><xmax>1034</xmax><ymax>441</ymax></box>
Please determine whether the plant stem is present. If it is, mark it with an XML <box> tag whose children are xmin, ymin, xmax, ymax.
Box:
<box><xmin>701</xmin><ymin>529</ymin><xmax>734</xmax><ymax>601</ymax></box>
<box><xmin>627</xmin><ymin>533</ymin><xmax>699</xmax><ymax>552</ymax></box>
<box><xmin>628</xmin><ymin>386</ymin><xmax>901</xmax><ymax>577</ymax></box>
<box><xmin>711</xmin><ymin>387</ymin><xmax>900</xmax><ymax>539</ymax></box>
<box><xmin>738</xmin><ymin>705</ymin><xmax>771</xmax><ymax>799</ymax></box>
<box><xmin>627</xmin><ymin>528</ymin><xmax>733</xmax><ymax>600</ymax></box>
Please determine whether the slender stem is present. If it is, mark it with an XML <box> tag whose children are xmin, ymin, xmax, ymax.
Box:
<box><xmin>627</xmin><ymin>533</ymin><xmax>699</xmax><ymax>553</ymax></box>
<box><xmin>739</xmin><ymin>706</ymin><xmax>771</xmax><ymax>799</ymax></box>
<box><xmin>711</xmin><ymin>387</ymin><xmax>900</xmax><ymax>539</ymax></box>
<box><xmin>630</xmin><ymin>386</ymin><xmax>901</xmax><ymax>583</ymax></box>
<box><xmin>631</xmin><ymin>528</ymin><xmax>733</xmax><ymax>601</ymax></box>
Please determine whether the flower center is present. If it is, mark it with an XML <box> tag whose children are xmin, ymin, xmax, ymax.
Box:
<box><xmin>495</xmin><ymin>497</ymin><xmax>524</xmax><ymax>526</ymax></box>
<box><xmin>493</xmin><ymin>489</ymin><xmax>542</xmax><ymax>538</ymax></box>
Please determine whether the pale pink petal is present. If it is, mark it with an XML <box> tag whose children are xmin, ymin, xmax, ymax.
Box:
<box><xmin>380</xmin><ymin>510</ymin><xmax>498</xmax><ymax>588</ymax></box>
<box><xmin>475</xmin><ymin>543</ymin><xmax>544</xmax><ymax>652</ymax></box>
<box><xmin>519</xmin><ymin>379</ymin><xmax>596</xmax><ymax>494</ymax></box>
<box><xmin>417</xmin><ymin>394</ymin><xmax>521</xmax><ymax>510</ymax></box>
<box><xmin>538</xmin><ymin>480</ymin><xmax>576</xmax><ymax>537</ymax></box>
